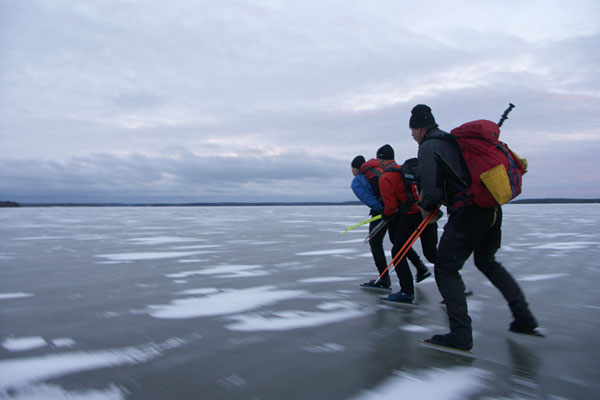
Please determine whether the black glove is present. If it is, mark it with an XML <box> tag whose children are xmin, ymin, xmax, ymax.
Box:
<box><xmin>381</xmin><ymin>212</ymin><xmax>393</xmax><ymax>222</ymax></box>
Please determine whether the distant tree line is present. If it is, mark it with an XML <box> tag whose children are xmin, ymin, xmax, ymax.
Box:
<box><xmin>0</xmin><ymin>201</ymin><xmax>20</xmax><ymax>207</ymax></box>
<box><xmin>511</xmin><ymin>198</ymin><xmax>600</xmax><ymax>204</ymax></box>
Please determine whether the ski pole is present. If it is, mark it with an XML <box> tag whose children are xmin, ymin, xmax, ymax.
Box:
<box><xmin>363</xmin><ymin>218</ymin><xmax>389</xmax><ymax>244</ymax></box>
<box><xmin>374</xmin><ymin>205</ymin><xmax>441</xmax><ymax>284</ymax></box>
<box><xmin>374</xmin><ymin>207</ymin><xmax>438</xmax><ymax>284</ymax></box>
<box><xmin>339</xmin><ymin>214</ymin><xmax>382</xmax><ymax>236</ymax></box>
<box><xmin>498</xmin><ymin>103</ymin><xmax>515</xmax><ymax>128</ymax></box>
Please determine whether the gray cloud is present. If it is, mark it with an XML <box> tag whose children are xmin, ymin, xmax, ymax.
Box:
<box><xmin>0</xmin><ymin>150</ymin><xmax>352</xmax><ymax>203</ymax></box>
<box><xmin>1</xmin><ymin>0</ymin><xmax>599</xmax><ymax>202</ymax></box>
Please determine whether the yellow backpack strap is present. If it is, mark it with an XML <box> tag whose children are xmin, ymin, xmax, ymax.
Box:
<box><xmin>509</xmin><ymin>149</ymin><xmax>528</xmax><ymax>172</ymax></box>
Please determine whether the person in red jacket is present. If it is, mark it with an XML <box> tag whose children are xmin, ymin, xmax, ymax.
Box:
<box><xmin>376</xmin><ymin>144</ymin><xmax>437</xmax><ymax>303</ymax></box>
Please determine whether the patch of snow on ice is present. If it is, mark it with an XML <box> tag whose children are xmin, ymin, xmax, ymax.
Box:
<box><xmin>175</xmin><ymin>288</ymin><xmax>220</xmax><ymax>296</ymax></box>
<box><xmin>2</xmin><ymin>383</ymin><xmax>124</xmax><ymax>400</ymax></box>
<box><xmin>400</xmin><ymin>324</ymin><xmax>430</xmax><ymax>333</ymax></box>
<box><xmin>13</xmin><ymin>236</ymin><xmax>68</xmax><ymax>241</ymax></box>
<box><xmin>127</xmin><ymin>236</ymin><xmax>200</xmax><ymax>245</ymax></box>
<box><xmin>50</xmin><ymin>338</ymin><xmax>76</xmax><ymax>348</ymax></box>
<box><xmin>530</xmin><ymin>242</ymin><xmax>598</xmax><ymax>250</ymax></box>
<box><xmin>336</xmin><ymin>238</ymin><xmax>365</xmax><ymax>243</ymax></box>
<box><xmin>302</xmin><ymin>343</ymin><xmax>346</xmax><ymax>353</ymax></box>
<box><xmin>499</xmin><ymin>246</ymin><xmax>524</xmax><ymax>252</ymax></box>
<box><xmin>218</xmin><ymin>374</ymin><xmax>247</xmax><ymax>388</ymax></box>
<box><xmin>169</xmin><ymin>245</ymin><xmax>222</xmax><ymax>250</ymax></box>
<box><xmin>524</xmin><ymin>232</ymin><xmax>584</xmax><ymax>238</ymax></box>
<box><xmin>148</xmin><ymin>286</ymin><xmax>305</xmax><ymax>319</ymax></box>
<box><xmin>225</xmin><ymin>301</ymin><xmax>369</xmax><ymax>331</ymax></box>
<box><xmin>2</xmin><ymin>337</ymin><xmax>47</xmax><ymax>352</ymax></box>
<box><xmin>167</xmin><ymin>265</ymin><xmax>268</xmax><ymax>279</ymax></box>
<box><xmin>95</xmin><ymin>251</ymin><xmax>212</xmax><ymax>261</ymax></box>
<box><xmin>0</xmin><ymin>338</ymin><xmax>186</xmax><ymax>391</ymax></box>
<box><xmin>517</xmin><ymin>273</ymin><xmax>568</xmax><ymax>282</ymax></box>
<box><xmin>0</xmin><ymin>293</ymin><xmax>33</xmax><ymax>300</ymax></box>
<box><xmin>348</xmin><ymin>367</ymin><xmax>490</xmax><ymax>400</ymax></box>
<box><xmin>296</xmin><ymin>249</ymin><xmax>358</xmax><ymax>256</ymax></box>
<box><xmin>299</xmin><ymin>276</ymin><xmax>356</xmax><ymax>283</ymax></box>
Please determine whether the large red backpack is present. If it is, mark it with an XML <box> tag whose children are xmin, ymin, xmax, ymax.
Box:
<box><xmin>383</xmin><ymin>162</ymin><xmax>420</xmax><ymax>214</ymax></box>
<box><xmin>450</xmin><ymin>120</ymin><xmax>527</xmax><ymax>208</ymax></box>
<box><xmin>359</xmin><ymin>158</ymin><xmax>383</xmax><ymax>199</ymax></box>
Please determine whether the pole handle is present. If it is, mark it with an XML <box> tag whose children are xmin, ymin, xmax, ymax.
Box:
<box><xmin>498</xmin><ymin>103</ymin><xmax>515</xmax><ymax>127</ymax></box>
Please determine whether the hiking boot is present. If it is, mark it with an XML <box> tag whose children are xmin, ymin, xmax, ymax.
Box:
<box><xmin>509</xmin><ymin>319</ymin><xmax>539</xmax><ymax>334</ymax></box>
<box><xmin>386</xmin><ymin>291</ymin><xmax>414</xmax><ymax>303</ymax></box>
<box><xmin>425</xmin><ymin>333</ymin><xmax>472</xmax><ymax>351</ymax></box>
<box><xmin>415</xmin><ymin>270</ymin><xmax>432</xmax><ymax>283</ymax></box>
<box><xmin>361</xmin><ymin>279</ymin><xmax>391</xmax><ymax>289</ymax></box>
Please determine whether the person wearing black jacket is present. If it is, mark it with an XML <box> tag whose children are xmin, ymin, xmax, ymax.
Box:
<box><xmin>409</xmin><ymin>104</ymin><xmax>539</xmax><ymax>351</ymax></box>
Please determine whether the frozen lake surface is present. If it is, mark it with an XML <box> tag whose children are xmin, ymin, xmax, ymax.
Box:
<box><xmin>1</xmin><ymin>205</ymin><xmax>599</xmax><ymax>399</ymax></box>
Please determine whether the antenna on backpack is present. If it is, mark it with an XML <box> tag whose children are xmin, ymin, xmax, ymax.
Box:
<box><xmin>498</xmin><ymin>103</ymin><xmax>515</xmax><ymax>127</ymax></box>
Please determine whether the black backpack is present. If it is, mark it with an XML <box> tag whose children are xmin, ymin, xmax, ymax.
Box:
<box><xmin>401</xmin><ymin>157</ymin><xmax>421</xmax><ymax>193</ymax></box>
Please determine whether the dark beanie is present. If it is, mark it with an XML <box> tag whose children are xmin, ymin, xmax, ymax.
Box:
<box><xmin>376</xmin><ymin>144</ymin><xmax>394</xmax><ymax>160</ymax></box>
<box><xmin>351</xmin><ymin>155</ymin><xmax>365</xmax><ymax>169</ymax></box>
<box><xmin>409</xmin><ymin>104</ymin><xmax>436</xmax><ymax>129</ymax></box>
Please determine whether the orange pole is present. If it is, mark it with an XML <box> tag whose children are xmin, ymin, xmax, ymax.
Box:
<box><xmin>374</xmin><ymin>205</ymin><xmax>441</xmax><ymax>284</ymax></box>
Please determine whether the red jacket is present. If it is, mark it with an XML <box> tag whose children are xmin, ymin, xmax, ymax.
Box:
<box><xmin>379</xmin><ymin>161</ymin><xmax>419</xmax><ymax>217</ymax></box>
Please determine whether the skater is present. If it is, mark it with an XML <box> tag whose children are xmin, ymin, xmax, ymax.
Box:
<box><xmin>351</xmin><ymin>155</ymin><xmax>431</xmax><ymax>291</ymax></box>
<box><xmin>409</xmin><ymin>104</ymin><xmax>538</xmax><ymax>350</ymax></box>
<box><xmin>376</xmin><ymin>145</ymin><xmax>437</xmax><ymax>303</ymax></box>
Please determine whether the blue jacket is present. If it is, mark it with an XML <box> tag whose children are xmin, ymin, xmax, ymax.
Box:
<box><xmin>351</xmin><ymin>174</ymin><xmax>383</xmax><ymax>213</ymax></box>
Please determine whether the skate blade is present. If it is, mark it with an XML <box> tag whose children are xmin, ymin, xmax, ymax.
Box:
<box><xmin>417</xmin><ymin>340</ymin><xmax>475</xmax><ymax>357</ymax></box>
<box><xmin>381</xmin><ymin>298</ymin><xmax>418</xmax><ymax>307</ymax></box>
<box><xmin>509</xmin><ymin>327</ymin><xmax>547</xmax><ymax>337</ymax></box>
<box><xmin>360</xmin><ymin>284</ymin><xmax>392</xmax><ymax>293</ymax></box>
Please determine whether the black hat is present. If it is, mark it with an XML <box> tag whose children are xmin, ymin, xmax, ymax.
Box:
<box><xmin>409</xmin><ymin>104</ymin><xmax>436</xmax><ymax>129</ymax></box>
<box><xmin>351</xmin><ymin>155</ymin><xmax>365</xmax><ymax>169</ymax></box>
<box><xmin>376</xmin><ymin>144</ymin><xmax>394</xmax><ymax>160</ymax></box>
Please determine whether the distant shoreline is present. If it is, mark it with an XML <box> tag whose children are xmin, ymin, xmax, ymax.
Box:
<box><xmin>2</xmin><ymin>199</ymin><xmax>600</xmax><ymax>208</ymax></box>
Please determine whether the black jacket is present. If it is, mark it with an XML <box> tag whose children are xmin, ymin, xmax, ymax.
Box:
<box><xmin>417</xmin><ymin>127</ymin><xmax>471</xmax><ymax>212</ymax></box>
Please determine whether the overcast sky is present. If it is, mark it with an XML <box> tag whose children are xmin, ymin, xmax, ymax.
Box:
<box><xmin>1</xmin><ymin>0</ymin><xmax>599</xmax><ymax>203</ymax></box>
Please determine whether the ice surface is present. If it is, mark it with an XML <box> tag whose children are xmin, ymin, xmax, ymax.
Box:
<box><xmin>1</xmin><ymin>204</ymin><xmax>598</xmax><ymax>399</ymax></box>
<box><xmin>400</xmin><ymin>324</ymin><xmax>431</xmax><ymax>333</ymax></box>
<box><xmin>302</xmin><ymin>342</ymin><xmax>345</xmax><ymax>353</ymax></box>
<box><xmin>296</xmin><ymin>248</ymin><xmax>358</xmax><ymax>256</ymax></box>
<box><xmin>0</xmin><ymin>338</ymin><xmax>186</xmax><ymax>391</ymax></box>
<box><xmin>50</xmin><ymin>338</ymin><xmax>76</xmax><ymax>348</ymax></box>
<box><xmin>530</xmin><ymin>242</ymin><xmax>598</xmax><ymax>250</ymax></box>
<box><xmin>1</xmin><ymin>383</ymin><xmax>124</xmax><ymax>400</ymax></box>
<box><xmin>298</xmin><ymin>276</ymin><xmax>357</xmax><ymax>283</ymax></box>
<box><xmin>517</xmin><ymin>273</ymin><xmax>569</xmax><ymax>282</ymax></box>
<box><xmin>166</xmin><ymin>265</ymin><xmax>268</xmax><ymax>279</ymax></box>
<box><xmin>126</xmin><ymin>236</ymin><xmax>202</xmax><ymax>245</ymax></box>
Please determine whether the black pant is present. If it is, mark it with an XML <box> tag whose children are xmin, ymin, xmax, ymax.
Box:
<box><xmin>435</xmin><ymin>205</ymin><xmax>536</xmax><ymax>345</ymax></box>
<box><xmin>369</xmin><ymin>217</ymin><xmax>432</xmax><ymax>282</ymax></box>
<box><xmin>388</xmin><ymin>213</ymin><xmax>438</xmax><ymax>295</ymax></box>
<box><xmin>369</xmin><ymin>218</ymin><xmax>389</xmax><ymax>280</ymax></box>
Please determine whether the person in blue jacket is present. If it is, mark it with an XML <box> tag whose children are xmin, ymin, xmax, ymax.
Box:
<box><xmin>351</xmin><ymin>155</ymin><xmax>431</xmax><ymax>290</ymax></box>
